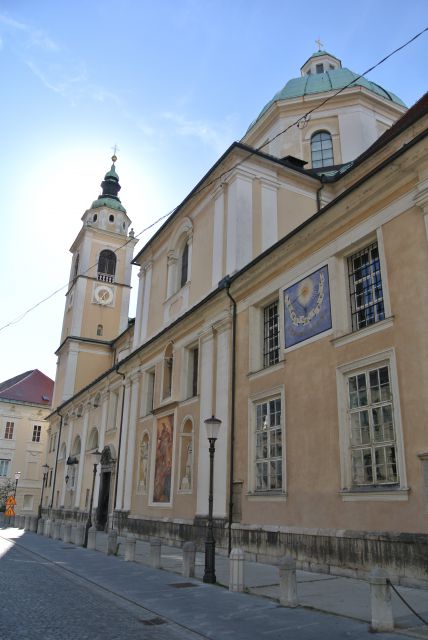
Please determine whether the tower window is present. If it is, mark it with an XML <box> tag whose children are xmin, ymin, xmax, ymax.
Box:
<box><xmin>311</xmin><ymin>131</ymin><xmax>334</xmax><ymax>168</ymax></box>
<box><xmin>97</xmin><ymin>324</ymin><xmax>103</xmax><ymax>336</ymax></box>
<box><xmin>98</xmin><ymin>250</ymin><xmax>116</xmax><ymax>282</ymax></box>
<box><xmin>316</xmin><ymin>63</ymin><xmax>324</xmax><ymax>74</ymax></box>
<box><xmin>73</xmin><ymin>254</ymin><xmax>79</xmax><ymax>280</ymax></box>
<box><xmin>109</xmin><ymin>214</ymin><xmax>114</xmax><ymax>223</ymax></box>
<box><xmin>93</xmin><ymin>213</ymin><xmax>98</xmax><ymax>222</ymax></box>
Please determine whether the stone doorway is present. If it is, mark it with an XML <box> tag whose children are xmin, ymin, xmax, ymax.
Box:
<box><xmin>96</xmin><ymin>471</ymin><xmax>111</xmax><ymax>531</ymax></box>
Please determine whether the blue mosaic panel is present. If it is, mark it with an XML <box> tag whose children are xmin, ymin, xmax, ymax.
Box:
<box><xmin>283</xmin><ymin>265</ymin><xmax>332</xmax><ymax>348</ymax></box>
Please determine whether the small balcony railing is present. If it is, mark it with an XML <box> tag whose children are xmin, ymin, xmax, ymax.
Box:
<box><xmin>97</xmin><ymin>273</ymin><xmax>114</xmax><ymax>283</ymax></box>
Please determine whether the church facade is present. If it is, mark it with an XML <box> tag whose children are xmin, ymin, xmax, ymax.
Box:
<box><xmin>44</xmin><ymin>51</ymin><xmax>428</xmax><ymax>585</ymax></box>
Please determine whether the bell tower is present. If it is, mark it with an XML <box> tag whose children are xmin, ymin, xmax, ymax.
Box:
<box><xmin>52</xmin><ymin>155</ymin><xmax>138</xmax><ymax>406</ymax></box>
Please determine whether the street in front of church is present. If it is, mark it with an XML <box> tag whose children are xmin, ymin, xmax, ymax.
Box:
<box><xmin>1</xmin><ymin>525</ymin><xmax>426</xmax><ymax>640</ymax></box>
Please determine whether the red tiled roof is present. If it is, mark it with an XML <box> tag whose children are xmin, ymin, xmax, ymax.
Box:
<box><xmin>0</xmin><ymin>369</ymin><xmax>54</xmax><ymax>405</ymax></box>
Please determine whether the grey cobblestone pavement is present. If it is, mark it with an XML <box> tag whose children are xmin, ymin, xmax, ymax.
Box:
<box><xmin>0</xmin><ymin>526</ymin><xmax>426</xmax><ymax>640</ymax></box>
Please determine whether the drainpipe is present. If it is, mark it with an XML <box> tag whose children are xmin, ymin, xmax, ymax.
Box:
<box><xmin>49</xmin><ymin>412</ymin><xmax>63</xmax><ymax>511</ymax></box>
<box><xmin>112</xmin><ymin>366</ymin><xmax>126</xmax><ymax>530</ymax></box>
<box><xmin>219</xmin><ymin>275</ymin><xmax>236</xmax><ymax>555</ymax></box>
<box><xmin>316</xmin><ymin>175</ymin><xmax>325</xmax><ymax>211</ymax></box>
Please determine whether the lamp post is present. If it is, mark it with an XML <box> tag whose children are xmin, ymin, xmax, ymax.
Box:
<box><xmin>14</xmin><ymin>471</ymin><xmax>21</xmax><ymax>498</ymax></box>
<box><xmin>84</xmin><ymin>450</ymin><xmax>102</xmax><ymax>547</ymax></box>
<box><xmin>203</xmin><ymin>416</ymin><xmax>222</xmax><ymax>584</ymax></box>
<box><xmin>38</xmin><ymin>464</ymin><xmax>50</xmax><ymax>519</ymax></box>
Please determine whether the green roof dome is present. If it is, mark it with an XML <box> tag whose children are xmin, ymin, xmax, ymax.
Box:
<box><xmin>91</xmin><ymin>158</ymin><xmax>126</xmax><ymax>213</ymax></box>
<box><xmin>248</xmin><ymin>58</ymin><xmax>406</xmax><ymax>132</ymax></box>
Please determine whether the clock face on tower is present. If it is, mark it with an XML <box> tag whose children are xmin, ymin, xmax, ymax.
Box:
<box><xmin>94</xmin><ymin>284</ymin><xmax>114</xmax><ymax>306</ymax></box>
<box><xmin>283</xmin><ymin>265</ymin><xmax>332</xmax><ymax>348</ymax></box>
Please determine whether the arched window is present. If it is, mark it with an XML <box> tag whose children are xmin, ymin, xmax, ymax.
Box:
<box><xmin>73</xmin><ymin>254</ymin><xmax>80</xmax><ymax>280</ymax></box>
<box><xmin>179</xmin><ymin>419</ymin><xmax>193</xmax><ymax>492</ymax></box>
<box><xmin>137</xmin><ymin>432</ymin><xmax>150</xmax><ymax>494</ymax></box>
<box><xmin>311</xmin><ymin>131</ymin><xmax>334</xmax><ymax>168</ymax></box>
<box><xmin>180</xmin><ymin>242</ymin><xmax>189</xmax><ymax>288</ymax></box>
<box><xmin>98</xmin><ymin>250</ymin><xmax>116</xmax><ymax>282</ymax></box>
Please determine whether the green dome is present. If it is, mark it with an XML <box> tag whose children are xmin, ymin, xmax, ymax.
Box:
<box><xmin>248</xmin><ymin>66</ymin><xmax>406</xmax><ymax>131</ymax></box>
<box><xmin>90</xmin><ymin>159</ymin><xmax>126</xmax><ymax>212</ymax></box>
<box><xmin>91</xmin><ymin>196</ymin><xmax>126</xmax><ymax>212</ymax></box>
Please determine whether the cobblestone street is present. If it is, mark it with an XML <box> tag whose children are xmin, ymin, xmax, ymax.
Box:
<box><xmin>1</xmin><ymin>529</ymin><xmax>424</xmax><ymax>640</ymax></box>
<box><xmin>0</xmin><ymin>538</ymin><xmax>200</xmax><ymax>640</ymax></box>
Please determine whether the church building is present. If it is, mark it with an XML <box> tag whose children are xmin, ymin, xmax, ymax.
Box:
<box><xmin>44</xmin><ymin>50</ymin><xmax>428</xmax><ymax>585</ymax></box>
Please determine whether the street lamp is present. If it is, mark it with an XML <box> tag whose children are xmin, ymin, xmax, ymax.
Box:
<box><xmin>14</xmin><ymin>471</ymin><xmax>21</xmax><ymax>498</ymax></box>
<box><xmin>38</xmin><ymin>464</ymin><xmax>50</xmax><ymax>519</ymax></box>
<box><xmin>203</xmin><ymin>415</ymin><xmax>222</xmax><ymax>584</ymax></box>
<box><xmin>84</xmin><ymin>450</ymin><xmax>102</xmax><ymax>547</ymax></box>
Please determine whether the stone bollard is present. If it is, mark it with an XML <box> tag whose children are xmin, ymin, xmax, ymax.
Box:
<box><xmin>107</xmin><ymin>530</ymin><xmax>118</xmax><ymax>556</ymax></box>
<box><xmin>182</xmin><ymin>541</ymin><xmax>196</xmax><ymax>578</ymax></box>
<box><xmin>30</xmin><ymin>516</ymin><xmax>38</xmax><ymax>533</ymax></box>
<box><xmin>59</xmin><ymin>521</ymin><xmax>65</xmax><ymax>540</ymax></box>
<box><xmin>63</xmin><ymin>522</ymin><xmax>72</xmax><ymax>544</ymax></box>
<box><xmin>43</xmin><ymin>519</ymin><xmax>51</xmax><ymax>536</ymax></box>
<box><xmin>49</xmin><ymin>519</ymin><xmax>55</xmax><ymax>538</ymax></box>
<box><xmin>279</xmin><ymin>556</ymin><xmax>298</xmax><ymax>607</ymax></box>
<box><xmin>53</xmin><ymin>520</ymin><xmax>61</xmax><ymax>540</ymax></box>
<box><xmin>18</xmin><ymin>515</ymin><xmax>25</xmax><ymax>529</ymax></box>
<box><xmin>75</xmin><ymin>523</ymin><xmax>86</xmax><ymax>547</ymax></box>
<box><xmin>87</xmin><ymin>525</ymin><xmax>97</xmax><ymax>550</ymax></box>
<box><xmin>150</xmin><ymin>538</ymin><xmax>161</xmax><ymax>568</ymax></box>
<box><xmin>70</xmin><ymin>524</ymin><xmax>78</xmax><ymax>544</ymax></box>
<box><xmin>37</xmin><ymin>518</ymin><xmax>44</xmax><ymax>535</ymax></box>
<box><xmin>370</xmin><ymin>567</ymin><xmax>394</xmax><ymax>632</ymax></box>
<box><xmin>229</xmin><ymin>548</ymin><xmax>245</xmax><ymax>592</ymax></box>
<box><xmin>24</xmin><ymin>515</ymin><xmax>31</xmax><ymax>531</ymax></box>
<box><xmin>125</xmin><ymin>535</ymin><xmax>136</xmax><ymax>562</ymax></box>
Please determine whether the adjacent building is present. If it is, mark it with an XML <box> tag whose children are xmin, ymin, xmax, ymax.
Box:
<box><xmin>0</xmin><ymin>369</ymin><xmax>54</xmax><ymax>515</ymax></box>
<box><xmin>44</xmin><ymin>51</ymin><xmax>428</xmax><ymax>585</ymax></box>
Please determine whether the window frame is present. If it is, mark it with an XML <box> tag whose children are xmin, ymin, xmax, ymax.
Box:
<box><xmin>331</xmin><ymin>229</ymin><xmax>392</xmax><ymax>345</ymax></box>
<box><xmin>32</xmin><ymin>424</ymin><xmax>42</xmax><ymax>443</ymax></box>
<box><xmin>311</xmin><ymin>130</ymin><xmax>334</xmax><ymax>168</ymax></box>
<box><xmin>263</xmin><ymin>300</ymin><xmax>280</xmax><ymax>368</ymax></box>
<box><xmin>336</xmin><ymin>349</ymin><xmax>408</xmax><ymax>500</ymax></box>
<box><xmin>4</xmin><ymin>421</ymin><xmax>14</xmax><ymax>440</ymax></box>
<box><xmin>347</xmin><ymin>241</ymin><xmax>385</xmax><ymax>332</ymax></box>
<box><xmin>248</xmin><ymin>386</ymin><xmax>286</xmax><ymax>497</ymax></box>
<box><xmin>0</xmin><ymin>458</ymin><xmax>10</xmax><ymax>476</ymax></box>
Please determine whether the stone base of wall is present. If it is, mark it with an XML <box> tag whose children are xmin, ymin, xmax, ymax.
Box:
<box><xmin>116</xmin><ymin>512</ymin><xmax>428</xmax><ymax>589</ymax></box>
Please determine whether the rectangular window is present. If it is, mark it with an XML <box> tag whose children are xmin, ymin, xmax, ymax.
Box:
<box><xmin>255</xmin><ymin>398</ymin><xmax>282</xmax><ymax>491</ymax></box>
<box><xmin>347</xmin><ymin>364</ymin><xmax>398</xmax><ymax>487</ymax></box>
<box><xmin>263</xmin><ymin>301</ymin><xmax>279</xmax><ymax>368</ymax></box>
<box><xmin>4</xmin><ymin>421</ymin><xmax>14</xmax><ymax>439</ymax></box>
<box><xmin>191</xmin><ymin>347</ymin><xmax>199</xmax><ymax>397</ymax></box>
<box><xmin>32</xmin><ymin>425</ymin><xmax>42</xmax><ymax>442</ymax></box>
<box><xmin>348</xmin><ymin>243</ymin><xmax>385</xmax><ymax>331</ymax></box>
<box><xmin>143</xmin><ymin>370</ymin><xmax>155</xmax><ymax>415</ymax></box>
<box><xmin>0</xmin><ymin>459</ymin><xmax>10</xmax><ymax>476</ymax></box>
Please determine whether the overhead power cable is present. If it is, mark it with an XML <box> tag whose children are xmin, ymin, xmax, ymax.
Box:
<box><xmin>0</xmin><ymin>26</ymin><xmax>426</xmax><ymax>334</ymax></box>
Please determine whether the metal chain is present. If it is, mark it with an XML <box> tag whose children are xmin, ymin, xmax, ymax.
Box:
<box><xmin>387</xmin><ymin>579</ymin><xmax>428</xmax><ymax>626</ymax></box>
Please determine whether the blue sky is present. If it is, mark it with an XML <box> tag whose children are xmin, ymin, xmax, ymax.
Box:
<box><xmin>0</xmin><ymin>0</ymin><xmax>427</xmax><ymax>383</ymax></box>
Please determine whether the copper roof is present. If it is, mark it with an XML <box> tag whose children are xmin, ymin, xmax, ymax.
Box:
<box><xmin>0</xmin><ymin>369</ymin><xmax>54</xmax><ymax>405</ymax></box>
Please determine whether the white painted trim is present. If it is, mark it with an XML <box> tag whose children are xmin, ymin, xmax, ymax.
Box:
<box><xmin>340</xmin><ymin>489</ymin><xmax>409</xmax><ymax>502</ymax></box>
<box><xmin>336</xmin><ymin>348</ymin><xmax>408</xmax><ymax>492</ymax></box>
<box><xmin>123</xmin><ymin>374</ymin><xmax>140</xmax><ymax>510</ymax></box>
<box><xmin>247</xmin><ymin>385</ymin><xmax>286</xmax><ymax>496</ymax></box>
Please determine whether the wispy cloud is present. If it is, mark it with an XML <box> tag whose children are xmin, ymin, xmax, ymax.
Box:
<box><xmin>161</xmin><ymin>111</ymin><xmax>235</xmax><ymax>154</ymax></box>
<box><xmin>0</xmin><ymin>13</ymin><xmax>59</xmax><ymax>51</ymax></box>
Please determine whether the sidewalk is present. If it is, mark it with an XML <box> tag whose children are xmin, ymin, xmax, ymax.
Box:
<box><xmin>1</xmin><ymin>523</ymin><xmax>428</xmax><ymax>639</ymax></box>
